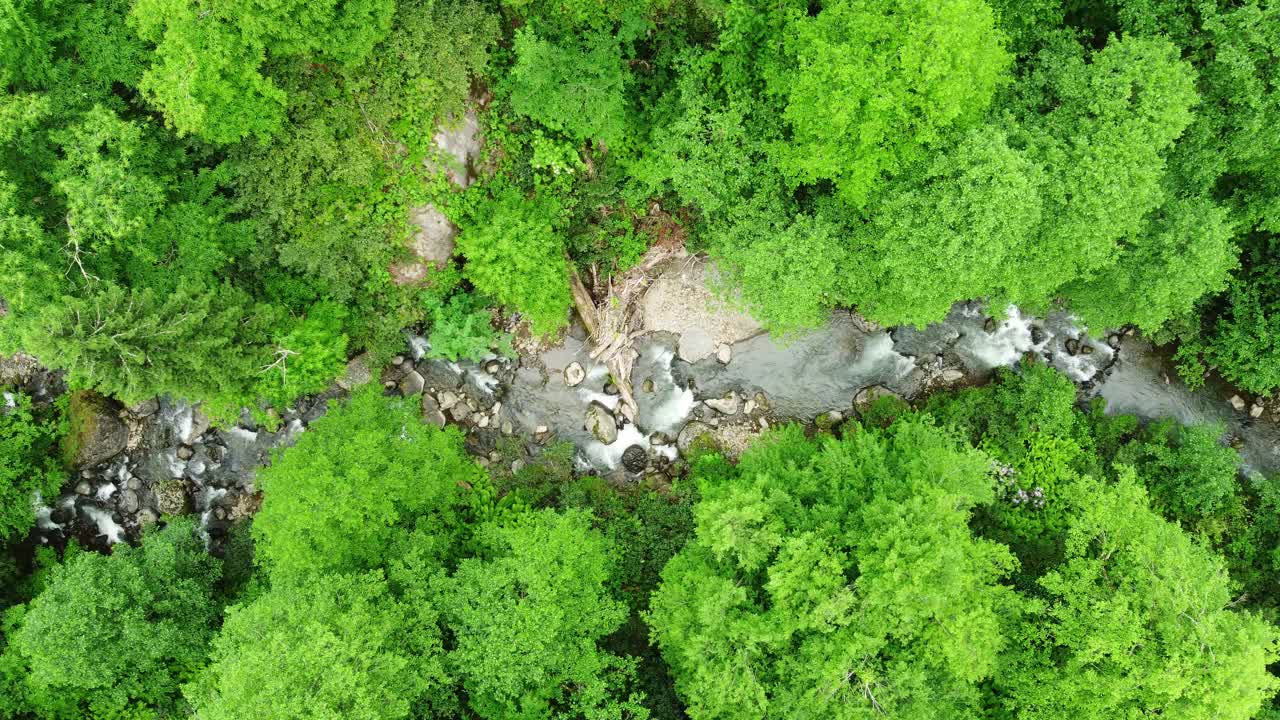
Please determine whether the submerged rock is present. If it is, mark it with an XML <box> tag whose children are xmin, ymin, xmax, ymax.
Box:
<box><xmin>564</xmin><ymin>362</ymin><xmax>586</xmax><ymax>387</ymax></box>
<box><xmin>398</xmin><ymin>370</ymin><xmax>425</xmax><ymax>397</ymax></box>
<box><xmin>704</xmin><ymin>392</ymin><xmax>741</xmax><ymax>416</ymax></box>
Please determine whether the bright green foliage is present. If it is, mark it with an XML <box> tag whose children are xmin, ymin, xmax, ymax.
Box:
<box><xmin>252</xmin><ymin>386</ymin><xmax>481</xmax><ymax>579</ymax></box>
<box><xmin>434</xmin><ymin>510</ymin><xmax>647</xmax><ymax>720</ymax></box>
<box><xmin>132</xmin><ymin>0</ymin><xmax>394</xmax><ymax>143</ymax></box>
<box><xmin>772</xmin><ymin>0</ymin><xmax>1011</xmax><ymax>206</ymax></box>
<box><xmin>1061</xmin><ymin>197</ymin><xmax>1237</xmax><ymax>333</ymax></box>
<box><xmin>650</xmin><ymin>420</ymin><xmax>1019</xmax><ymax>720</ymax></box>
<box><xmin>850</xmin><ymin>128</ymin><xmax>1044</xmax><ymax>325</ymax></box>
<box><xmin>252</xmin><ymin>302</ymin><xmax>349</xmax><ymax>408</ymax></box>
<box><xmin>0</xmin><ymin>393</ymin><xmax>66</xmax><ymax>541</ymax></box>
<box><xmin>132</xmin><ymin>5</ymin><xmax>287</xmax><ymax>144</ymax></box>
<box><xmin>716</xmin><ymin>206</ymin><xmax>847</xmax><ymax>335</ymax></box>
<box><xmin>184</xmin><ymin>571</ymin><xmax>449</xmax><ymax>720</ymax></box>
<box><xmin>1000</xmin><ymin>471</ymin><xmax>1279</xmax><ymax>720</ymax></box>
<box><xmin>3</xmin><ymin>519</ymin><xmax>221</xmax><ymax>717</ymax></box>
<box><xmin>457</xmin><ymin>186</ymin><xmax>572</xmax><ymax>335</ymax></box>
<box><xmin>1008</xmin><ymin>36</ymin><xmax>1201</xmax><ymax>307</ymax></box>
<box><xmin>507</xmin><ymin>28</ymin><xmax>630</xmax><ymax>146</ymax></box>
<box><xmin>426</xmin><ymin>292</ymin><xmax>508</xmax><ymax>362</ymax></box>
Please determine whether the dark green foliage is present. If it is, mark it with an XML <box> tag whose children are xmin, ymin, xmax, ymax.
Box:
<box><xmin>3</xmin><ymin>519</ymin><xmax>221</xmax><ymax>717</ymax></box>
<box><xmin>1114</xmin><ymin>420</ymin><xmax>1240</xmax><ymax>521</ymax></box>
<box><xmin>0</xmin><ymin>393</ymin><xmax>66</xmax><ymax>541</ymax></box>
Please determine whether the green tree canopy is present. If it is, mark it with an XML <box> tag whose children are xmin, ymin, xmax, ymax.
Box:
<box><xmin>771</xmin><ymin>0</ymin><xmax>1012</xmax><ymax>206</ymax></box>
<box><xmin>3</xmin><ymin>519</ymin><xmax>221</xmax><ymax>717</ymax></box>
<box><xmin>1000</xmin><ymin>471</ymin><xmax>1279</xmax><ymax>720</ymax></box>
<box><xmin>251</xmin><ymin>385</ymin><xmax>481</xmax><ymax>580</ymax></box>
<box><xmin>429</xmin><ymin>509</ymin><xmax>646</xmax><ymax>720</ymax></box>
<box><xmin>184</xmin><ymin>571</ymin><xmax>450</xmax><ymax>720</ymax></box>
<box><xmin>649</xmin><ymin>419</ymin><xmax>1019</xmax><ymax>720</ymax></box>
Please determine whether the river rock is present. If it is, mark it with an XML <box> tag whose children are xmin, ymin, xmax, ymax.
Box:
<box><xmin>564</xmin><ymin>362</ymin><xmax>586</xmax><ymax>387</ymax></box>
<box><xmin>677</xmin><ymin>421</ymin><xmax>716</xmax><ymax>455</ymax></box>
<box><xmin>428</xmin><ymin>106</ymin><xmax>482</xmax><ymax>188</ymax></box>
<box><xmin>129</xmin><ymin>398</ymin><xmax>160</xmax><ymax>417</ymax></box>
<box><xmin>1065</xmin><ymin>338</ymin><xmax>1081</xmax><ymax>355</ymax></box>
<box><xmin>153</xmin><ymin>478</ymin><xmax>188</xmax><ymax>515</ymax></box>
<box><xmin>450</xmin><ymin>403</ymin><xmax>472</xmax><ymax>423</ymax></box>
<box><xmin>853</xmin><ymin>385</ymin><xmax>900</xmax><ymax>416</ymax></box>
<box><xmin>704</xmin><ymin>392</ymin><xmax>741</xmax><ymax>416</ymax></box>
<box><xmin>1230</xmin><ymin>395</ymin><xmax>1247</xmax><ymax>412</ymax></box>
<box><xmin>640</xmin><ymin>259</ymin><xmax>764</xmax><ymax>362</ymax></box>
<box><xmin>621</xmin><ymin>445</ymin><xmax>647</xmax><ymax>473</ymax></box>
<box><xmin>716</xmin><ymin>344</ymin><xmax>732</xmax><ymax>364</ymax></box>
<box><xmin>421</xmin><ymin>395</ymin><xmax>447</xmax><ymax>427</ymax></box>
<box><xmin>390</xmin><ymin>204</ymin><xmax>457</xmax><ymax>286</ymax></box>
<box><xmin>940</xmin><ymin>369</ymin><xmax>966</xmax><ymax>384</ymax></box>
<box><xmin>815</xmin><ymin>410</ymin><xmax>843</xmax><ymax>430</ymax></box>
<box><xmin>984</xmin><ymin>317</ymin><xmax>996</xmax><ymax>333</ymax></box>
<box><xmin>650</xmin><ymin>431</ymin><xmax>672</xmax><ymax>446</ymax></box>
<box><xmin>177</xmin><ymin>445</ymin><xmax>194</xmax><ymax>460</ymax></box>
<box><xmin>337</xmin><ymin>353</ymin><xmax>373</xmax><ymax>390</ymax></box>
<box><xmin>75</xmin><ymin>480</ymin><xmax>91</xmax><ymax>496</ymax></box>
<box><xmin>585</xmin><ymin>403</ymin><xmax>618</xmax><ymax>444</ymax></box>
<box><xmin>119</xmin><ymin>489</ymin><xmax>140</xmax><ymax>514</ymax></box>
<box><xmin>138</xmin><ymin>508</ymin><xmax>158</xmax><ymax>527</ymax></box>
<box><xmin>67</xmin><ymin>391</ymin><xmax>128</xmax><ymax>468</ymax></box>
<box><xmin>398</xmin><ymin>370</ymin><xmax>426</xmax><ymax>397</ymax></box>
<box><xmin>1250</xmin><ymin>403</ymin><xmax>1265</xmax><ymax>419</ymax></box>
<box><xmin>438</xmin><ymin>391</ymin><xmax>460</xmax><ymax>411</ymax></box>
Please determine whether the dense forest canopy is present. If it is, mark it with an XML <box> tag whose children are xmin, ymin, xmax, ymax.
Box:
<box><xmin>3</xmin><ymin>0</ymin><xmax>1280</xmax><ymax>717</ymax></box>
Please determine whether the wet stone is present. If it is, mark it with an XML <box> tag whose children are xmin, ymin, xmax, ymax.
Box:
<box><xmin>177</xmin><ymin>445</ymin><xmax>194</xmax><ymax>460</ymax></box>
<box><xmin>1230</xmin><ymin>395</ymin><xmax>1247</xmax><ymax>412</ymax></box>
<box><xmin>119</xmin><ymin>489</ymin><xmax>139</xmax><ymax>514</ymax></box>
<box><xmin>621</xmin><ymin>445</ymin><xmax>647</xmax><ymax>473</ymax></box>
<box><xmin>75</xmin><ymin>481</ymin><xmax>91</xmax><ymax>496</ymax></box>
<box><xmin>585</xmin><ymin>403</ymin><xmax>618</xmax><ymax>444</ymax></box>
<box><xmin>704</xmin><ymin>392</ymin><xmax>741</xmax><ymax>416</ymax></box>
<box><xmin>450</xmin><ymin>403</ymin><xmax>472</xmax><ymax>422</ymax></box>
<box><xmin>564</xmin><ymin>362</ymin><xmax>586</xmax><ymax>387</ymax></box>
<box><xmin>399</xmin><ymin>370</ymin><xmax>426</xmax><ymax>397</ymax></box>
<box><xmin>1250</xmin><ymin>403</ymin><xmax>1265</xmax><ymax>419</ymax></box>
<box><xmin>1065</xmin><ymin>338</ymin><xmax>1081</xmax><ymax>355</ymax></box>
<box><xmin>940</xmin><ymin>369</ymin><xmax>966</xmax><ymax>384</ymax></box>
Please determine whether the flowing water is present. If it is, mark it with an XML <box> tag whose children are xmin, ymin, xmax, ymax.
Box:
<box><xmin>32</xmin><ymin>301</ymin><xmax>1280</xmax><ymax>549</ymax></box>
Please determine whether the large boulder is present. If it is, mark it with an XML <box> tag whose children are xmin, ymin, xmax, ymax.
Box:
<box><xmin>65</xmin><ymin>391</ymin><xmax>127</xmax><ymax>468</ymax></box>
<box><xmin>390</xmin><ymin>204</ymin><xmax>458</xmax><ymax>286</ymax></box>
<box><xmin>427</xmin><ymin>107</ymin><xmax>482</xmax><ymax>188</ymax></box>
<box><xmin>640</xmin><ymin>259</ymin><xmax>764</xmax><ymax>362</ymax></box>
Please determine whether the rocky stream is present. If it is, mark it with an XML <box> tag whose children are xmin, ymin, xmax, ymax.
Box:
<box><xmin>19</xmin><ymin>257</ymin><xmax>1280</xmax><ymax>553</ymax></box>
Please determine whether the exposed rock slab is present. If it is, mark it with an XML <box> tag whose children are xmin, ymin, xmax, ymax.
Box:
<box><xmin>640</xmin><ymin>259</ymin><xmax>764</xmax><ymax>362</ymax></box>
